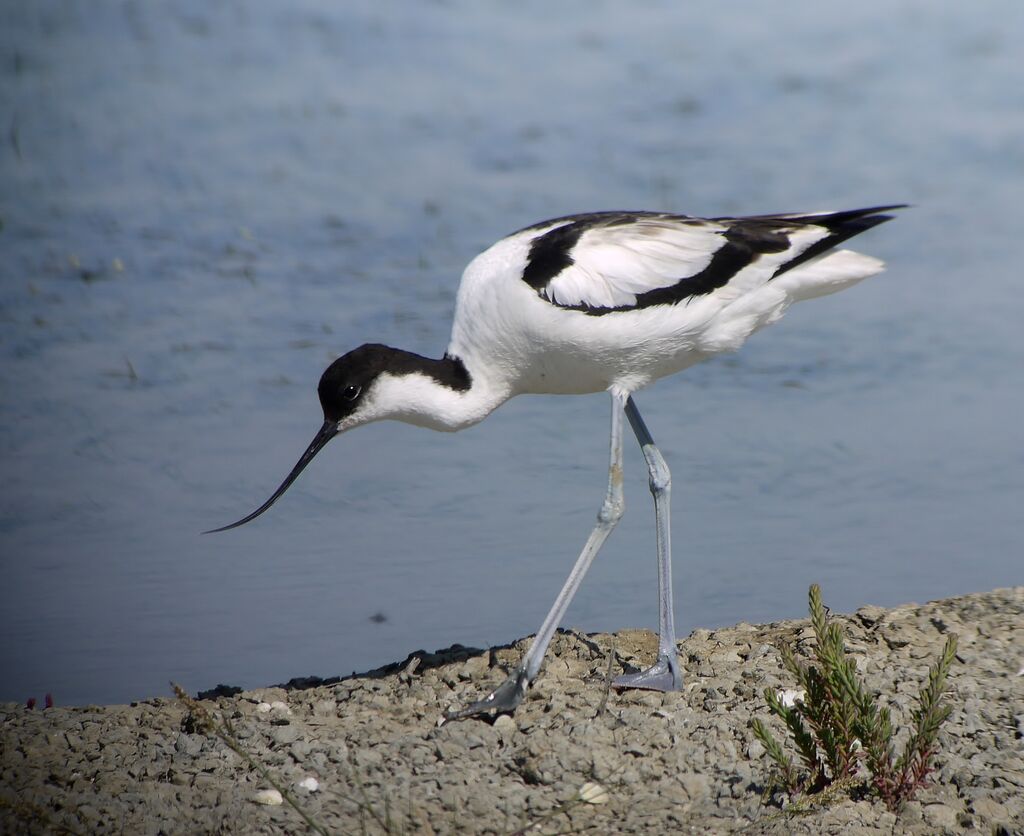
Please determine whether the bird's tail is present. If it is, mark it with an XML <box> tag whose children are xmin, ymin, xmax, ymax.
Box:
<box><xmin>771</xmin><ymin>247</ymin><xmax>886</xmax><ymax>302</ymax></box>
<box><xmin>696</xmin><ymin>205</ymin><xmax>900</xmax><ymax>354</ymax></box>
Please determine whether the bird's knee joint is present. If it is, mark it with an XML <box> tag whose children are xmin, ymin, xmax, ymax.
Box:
<box><xmin>647</xmin><ymin>460</ymin><xmax>671</xmax><ymax>496</ymax></box>
<box><xmin>598</xmin><ymin>497</ymin><xmax>624</xmax><ymax>525</ymax></box>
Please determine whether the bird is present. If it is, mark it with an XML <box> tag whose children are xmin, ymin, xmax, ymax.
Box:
<box><xmin>207</xmin><ymin>205</ymin><xmax>903</xmax><ymax>720</ymax></box>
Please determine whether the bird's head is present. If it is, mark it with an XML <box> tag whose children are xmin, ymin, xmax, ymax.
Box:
<box><xmin>317</xmin><ymin>343</ymin><xmax>407</xmax><ymax>429</ymax></box>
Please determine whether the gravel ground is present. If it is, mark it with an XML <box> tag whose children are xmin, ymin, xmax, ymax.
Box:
<box><xmin>3</xmin><ymin>587</ymin><xmax>1022</xmax><ymax>834</ymax></box>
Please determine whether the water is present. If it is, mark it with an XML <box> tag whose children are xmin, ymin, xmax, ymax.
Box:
<box><xmin>2</xmin><ymin>1</ymin><xmax>1021</xmax><ymax>706</ymax></box>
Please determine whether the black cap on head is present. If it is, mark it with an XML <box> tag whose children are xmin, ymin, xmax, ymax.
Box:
<box><xmin>317</xmin><ymin>343</ymin><xmax>398</xmax><ymax>422</ymax></box>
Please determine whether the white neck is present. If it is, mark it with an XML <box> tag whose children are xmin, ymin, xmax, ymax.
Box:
<box><xmin>356</xmin><ymin>368</ymin><xmax>511</xmax><ymax>433</ymax></box>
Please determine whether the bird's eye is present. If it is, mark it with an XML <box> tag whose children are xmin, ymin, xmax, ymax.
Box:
<box><xmin>342</xmin><ymin>385</ymin><xmax>361</xmax><ymax>401</ymax></box>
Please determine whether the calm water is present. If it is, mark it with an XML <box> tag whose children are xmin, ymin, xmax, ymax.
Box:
<box><xmin>2</xmin><ymin>1</ymin><xmax>1021</xmax><ymax>706</ymax></box>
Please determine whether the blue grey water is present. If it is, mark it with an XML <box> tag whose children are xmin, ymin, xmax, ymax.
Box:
<box><xmin>2</xmin><ymin>2</ymin><xmax>1021</xmax><ymax>707</ymax></box>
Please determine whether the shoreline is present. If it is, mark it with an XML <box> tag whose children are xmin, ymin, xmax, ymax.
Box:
<box><xmin>3</xmin><ymin>587</ymin><xmax>1022</xmax><ymax>834</ymax></box>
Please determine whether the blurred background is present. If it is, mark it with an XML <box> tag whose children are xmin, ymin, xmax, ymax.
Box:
<box><xmin>2</xmin><ymin>1</ymin><xmax>1021</xmax><ymax>706</ymax></box>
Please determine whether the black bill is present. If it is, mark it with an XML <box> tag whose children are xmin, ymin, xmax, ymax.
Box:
<box><xmin>204</xmin><ymin>420</ymin><xmax>338</xmax><ymax>534</ymax></box>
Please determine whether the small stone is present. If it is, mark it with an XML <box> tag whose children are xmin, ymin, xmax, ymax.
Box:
<box><xmin>578</xmin><ymin>781</ymin><xmax>609</xmax><ymax>804</ymax></box>
<box><xmin>619</xmin><ymin>766</ymin><xmax>640</xmax><ymax>786</ymax></box>
<box><xmin>271</xmin><ymin>725</ymin><xmax>300</xmax><ymax>745</ymax></box>
<box><xmin>922</xmin><ymin>803</ymin><xmax>959</xmax><ymax>830</ymax></box>
<box><xmin>173</xmin><ymin>733</ymin><xmax>203</xmax><ymax>757</ymax></box>
<box><xmin>971</xmin><ymin>797</ymin><xmax>1008</xmax><ymax>820</ymax></box>
<box><xmin>459</xmin><ymin>655</ymin><xmax>489</xmax><ymax>680</ymax></box>
<box><xmin>680</xmin><ymin>773</ymin><xmax>709</xmax><ymax>801</ymax></box>
<box><xmin>296</xmin><ymin>776</ymin><xmax>320</xmax><ymax>793</ymax></box>
<box><xmin>856</xmin><ymin>605</ymin><xmax>886</xmax><ymax>625</ymax></box>
<box><xmin>353</xmin><ymin>747</ymin><xmax>384</xmax><ymax>769</ymax></box>
<box><xmin>779</xmin><ymin>689</ymin><xmax>805</xmax><ymax>707</ymax></box>
<box><xmin>289</xmin><ymin>739</ymin><xmax>312</xmax><ymax>762</ymax></box>
<box><xmin>253</xmin><ymin>788</ymin><xmax>283</xmax><ymax>806</ymax></box>
<box><xmin>169</xmin><ymin>769</ymin><xmax>190</xmax><ymax>786</ymax></box>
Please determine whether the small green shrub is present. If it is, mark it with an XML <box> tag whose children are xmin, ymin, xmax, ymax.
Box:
<box><xmin>751</xmin><ymin>585</ymin><xmax>958</xmax><ymax>812</ymax></box>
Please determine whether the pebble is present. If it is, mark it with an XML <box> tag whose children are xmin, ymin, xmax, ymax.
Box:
<box><xmin>296</xmin><ymin>776</ymin><xmax>319</xmax><ymax>793</ymax></box>
<box><xmin>288</xmin><ymin>739</ymin><xmax>312</xmax><ymax>762</ymax></box>
<box><xmin>680</xmin><ymin>772</ymin><xmax>710</xmax><ymax>801</ymax></box>
<box><xmin>578</xmin><ymin>781</ymin><xmax>610</xmax><ymax>804</ymax></box>
<box><xmin>778</xmin><ymin>688</ymin><xmax>805</xmax><ymax>707</ymax></box>
<box><xmin>923</xmin><ymin>801</ymin><xmax>960</xmax><ymax>829</ymax></box>
<box><xmin>174</xmin><ymin>733</ymin><xmax>204</xmax><ymax>757</ymax></box>
<box><xmin>253</xmin><ymin>789</ymin><xmax>283</xmax><ymax>806</ymax></box>
<box><xmin>270</xmin><ymin>725</ymin><xmax>299</xmax><ymax>746</ymax></box>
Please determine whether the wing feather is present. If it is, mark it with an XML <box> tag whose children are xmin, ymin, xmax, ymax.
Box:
<box><xmin>519</xmin><ymin>208</ymin><xmax>900</xmax><ymax>315</ymax></box>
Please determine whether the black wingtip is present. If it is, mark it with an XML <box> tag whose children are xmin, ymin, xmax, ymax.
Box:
<box><xmin>854</xmin><ymin>203</ymin><xmax>910</xmax><ymax>213</ymax></box>
<box><xmin>786</xmin><ymin>204</ymin><xmax>909</xmax><ymax>227</ymax></box>
<box><xmin>768</xmin><ymin>204</ymin><xmax>906</xmax><ymax>279</ymax></box>
<box><xmin>733</xmin><ymin>204</ymin><xmax>909</xmax><ymax>227</ymax></box>
<box><xmin>846</xmin><ymin>204</ymin><xmax>910</xmax><ymax>223</ymax></box>
<box><xmin>823</xmin><ymin>204</ymin><xmax>909</xmax><ymax>234</ymax></box>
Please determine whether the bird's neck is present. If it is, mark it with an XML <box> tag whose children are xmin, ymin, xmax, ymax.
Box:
<box><xmin>370</xmin><ymin>351</ymin><xmax>510</xmax><ymax>432</ymax></box>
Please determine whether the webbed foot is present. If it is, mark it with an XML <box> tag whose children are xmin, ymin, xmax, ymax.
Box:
<box><xmin>612</xmin><ymin>653</ymin><xmax>682</xmax><ymax>692</ymax></box>
<box><xmin>442</xmin><ymin>667</ymin><xmax>530</xmax><ymax>723</ymax></box>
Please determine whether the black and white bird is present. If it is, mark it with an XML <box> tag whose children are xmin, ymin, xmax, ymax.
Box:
<box><xmin>209</xmin><ymin>205</ymin><xmax>902</xmax><ymax>720</ymax></box>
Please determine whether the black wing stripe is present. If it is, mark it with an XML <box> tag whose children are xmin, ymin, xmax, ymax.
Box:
<box><xmin>581</xmin><ymin>223</ymin><xmax>790</xmax><ymax>315</ymax></box>
<box><xmin>521</xmin><ymin>222</ymin><xmax>588</xmax><ymax>290</ymax></box>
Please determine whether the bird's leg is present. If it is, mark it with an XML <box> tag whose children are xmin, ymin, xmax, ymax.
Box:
<box><xmin>613</xmin><ymin>396</ymin><xmax>683</xmax><ymax>692</ymax></box>
<box><xmin>443</xmin><ymin>392</ymin><xmax>627</xmax><ymax>722</ymax></box>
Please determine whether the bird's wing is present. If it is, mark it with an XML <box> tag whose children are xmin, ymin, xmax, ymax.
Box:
<box><xmin>517</xmin><ymin>208</ymin><xmax>901</xmax><ymax>315</ymax></box>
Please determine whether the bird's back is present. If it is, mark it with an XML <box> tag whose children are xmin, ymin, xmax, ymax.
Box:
<box><xmin>447</xmin><ymin>207</ymin><xmax>900</xmax><ymax>396</ymax></box>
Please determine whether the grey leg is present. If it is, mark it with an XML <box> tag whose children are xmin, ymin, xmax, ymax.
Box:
<box><xmin>444</xmin><ymin>392</ymin><xmax>628</xmax><ymax>721</ymax></box>
<box><xmin>612</xmin><ymin>395</ymin><xmax>682</xmax><ymax>692</ymax></box>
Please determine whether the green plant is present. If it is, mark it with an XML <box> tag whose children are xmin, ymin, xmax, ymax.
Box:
<box><xmin>751</xmin><ymin>585</ymin><xmax>958</xmax><ymax>812</ymax></box>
